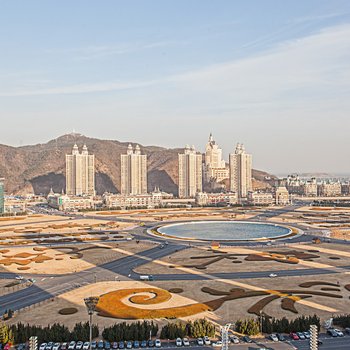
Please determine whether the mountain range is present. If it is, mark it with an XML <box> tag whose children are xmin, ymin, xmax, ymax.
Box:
<box><xmin>0</xmin><ymin>133</ymin><xmax>276</xmax><ymax>195</ymax></box>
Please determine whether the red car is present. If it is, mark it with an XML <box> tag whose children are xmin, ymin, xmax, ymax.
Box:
<box><xmin>290</xmin><ymin>333</ymin><xmax>299</xmax><ymax>340</ymax></box>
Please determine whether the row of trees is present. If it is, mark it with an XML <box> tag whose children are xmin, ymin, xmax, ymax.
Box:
<box><xmin>333</xmin><ymin>315</ymin><xmax>350</xmax><ymax>328</ymax></box>
<box><xmin>235</xmin><ymin>315</ymin><xmax>321</xmax><ymax>336</ymax></box>
<box><xmin>102</xmin><ymin>321</ymin><xmax>158</xmax><ymax>342</ymax></box>
<box><xmin>160</xmin><ymin>319</ymin><xmax>215</xmax><ymax>339</ymax></box>
<box><xmin>0</xmin><ymin>323</ymin><xmax>14</xmax><ymax>345</ymax></box>
<box><xmin>10</xmin><ymin>323</ymin><xmax>99</xmax><ymax>344</ymax></box>
<box><xmin>235</xmin><ymin>319</ymin><xmax>260</xmax><ymax>336</ymax></box>
<box><xmin>1</xmin><ymin>315</ymin><xmax>323</xmax><ymax>344</ymax></box>
<box><xmin>262</xmin><ymin>315</ymin><xmax>320</xmax><ymax>334</ymax></box>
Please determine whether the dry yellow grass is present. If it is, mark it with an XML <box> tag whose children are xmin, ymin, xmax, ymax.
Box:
<box><xmin>97</xmin><ymin>288</ymin><xmax>210</xmax><ymax>319</ymax></box>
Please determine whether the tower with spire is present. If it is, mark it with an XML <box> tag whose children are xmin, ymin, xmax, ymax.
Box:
<box><xmin>66</xmin><ymin>144</ymin><xmax>95</xmax><ymax>196</ymax></box>
<box><xmin>204</xmin><ymin>133</ymin><xmax>228</xmax><ymax>183</ymax></box>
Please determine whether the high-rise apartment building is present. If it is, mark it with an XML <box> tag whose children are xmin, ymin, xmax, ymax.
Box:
<box><xmin>204</xmin><ymin>133</ymin><xmax>229</xmax><ymax>182</ymax></box>
<box><xmin>0</xmin><ymin>178</ymin><xmax>4</xmax><ymax>214</ymax></box>
<box><xmin>66</xmin><ymin>144</ymin><xmax>95</xmax><ymax>196</ymax></box>
<box><xmin>178</xmin><ymin>145</ymin><xmax>203</xmax><ymax>198</ymax></box>
<box><xmin>229</xmin><ymin>143</ymin><xmax>252</xmax><ymax>199</ymax></box>
<box><xmin>121</xmin><ymin>144</ymin><xmax>147</xmax><ymax>195</ymax></box>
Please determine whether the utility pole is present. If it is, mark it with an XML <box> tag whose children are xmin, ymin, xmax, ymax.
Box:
<box><xmin>310</xmin><ymin>325</ymin><xmax>318</xmax><ymax>350</ymax></box>
<box><xmin>84</xmin><ymin>296</ymin><xmax>100</xmax><ymax>350</ymax></box>
<box><xmin>221</xmin><ymin>323</ymin><xmax>231</xmax><ymax>350</ymax></box>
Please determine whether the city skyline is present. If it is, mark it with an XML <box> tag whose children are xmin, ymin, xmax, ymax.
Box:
<box><xmin>1</xmin><ymin>1</ymin><xmax>350</xmax><ymax>174</ymax></box>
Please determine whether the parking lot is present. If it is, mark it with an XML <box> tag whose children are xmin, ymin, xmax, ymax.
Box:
<box><xmin>30</xmin><ymin>332</ymin><xmax>350</xmax><ymax>350</ymax></box>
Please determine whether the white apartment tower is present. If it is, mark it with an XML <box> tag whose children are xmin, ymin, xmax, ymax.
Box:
<box><xmin>66</xmin><ymin>144</ymin><xmax>95</xmax><ymax>196</ymax></box>
<box><xmin>204</xmin><ymin>133</ymin><xmax>229</xmax><ymax>182</ymax></box>
<box><xmin>229</xmin><ymin>143</ymin><xmax>252</xmax><ymax>199</ymax></box>
<box><xmin>178</xmin><ymin>145</ymin><xmax>203</xmax><ymax>198</ymax></box>
<box><xmin>121</xmin><ymin>144</ymin><xmax>147</xmax><ymax>195</ymax></box>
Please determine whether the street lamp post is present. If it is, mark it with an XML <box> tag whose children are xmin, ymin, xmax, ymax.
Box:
<box><xmin>84</xmin><ymin>296</ymin><xmax>100</xmax><ymax>350</ymax></box>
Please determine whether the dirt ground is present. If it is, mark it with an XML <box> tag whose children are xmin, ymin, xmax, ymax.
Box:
<box><xmin>0</xmin><ymin>241</ymin><xmax>155</xmax><ymax>274</ymax></box>
<box><xmin>9</xmin><ymin>271</ymin><xmax>350</xmax><ymax>329</ymax></box>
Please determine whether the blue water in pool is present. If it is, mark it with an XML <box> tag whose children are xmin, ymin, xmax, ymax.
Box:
<box><xmin>157</xmin><ymin>221</ymin><xmax>291</xmax><ymax>241</ymax></box>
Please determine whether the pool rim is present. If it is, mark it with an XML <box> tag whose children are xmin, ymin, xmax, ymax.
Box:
<box><xmin>148</xmin><ymin>220</ymin><xmax>300</xmax><ymax>242</ymax></box>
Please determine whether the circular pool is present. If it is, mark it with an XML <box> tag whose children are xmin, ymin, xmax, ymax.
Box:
<box><xmin>155</xmin><ymin>221</ymin><xmax>293</xmax><ymax>241</ymax></box>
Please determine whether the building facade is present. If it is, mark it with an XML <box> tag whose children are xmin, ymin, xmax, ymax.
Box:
<box><xmin>66</xmin><ymin>144</ymin><xmax>95</xmax><ymax>196</ymax></box>
<box><xmin>103</xmin><ymin>189</ymin><xmax>173</xmax><ymax>209</ymax></box>
<box><xmin>247</xmin><ymin>191</ymin><xmax>274</xmax><ymax>205</ymax></box>
<box><xmin>204</xmin><ymin>133</ymin><xmax>229</xmax><ymax>182</ymax></box>
<box><xmin>121</xmin><ymin>144</ymin><xmax>147</xmax><ymax>195</ymax></box>
<box><xmin>229</xmin><ymin>143</ymin><xmax>252</xmax><ymax>199</ymax></box>
<box><xmin>318</xmin><ymin>181</ymin><xmax>342</xmax><ymax>197</ymax></box>
<box><xmin>178</xmin><ymin>145</ymin><xmax>203</xmax><ymax>198</ymax></box>
<box><xmin>302</xmin><ymin>178</ymin><xmax>318</xmax><ymax>196</ymax></box>
<box><xmin>275</xmin><ymin>186</ymin><xmax>290</xmax><ymax>205</ymax></box>
<box><xmin>195</xmin><ymin>192</ymin><xmax>237</xmax><ymax>206</ymax></box>
<box><xmin>0</xmin><ymin>178</ymin><xmax>4</xmax><ymax>214</ymax></box>
<box><xmin>47</xmin><ymin>191</ymin><xmax>94</xmax><ymax>211</ymax></box>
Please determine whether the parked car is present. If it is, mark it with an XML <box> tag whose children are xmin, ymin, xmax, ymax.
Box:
<box><xmin>118</xmin><ymin>342</ymin><xmax>124</xmax><ymax>350</ymax></box>
<box><xmin>61</xmin><ymin>343</ymin><xmax>67</xmax><ymax>350</ymax></box>
<box><xmin>97</xmin><ymin>341</ymin><xmax>104</xmax><ymax>350</ymax></box>
<box><xmin>345</xmin><ymin>328</ymin><xmax>350</xmax><ymax>335</ymax></box>
<box><xmin>297</xmin><ymin>332</ymin><xmax>305</xmax><ymax>340</ymax></box>
<box><xmin>212</xmin><ymin>341</ymin><xmax>222</xmax><ymax>347</ymax></box>
<box><xmin>303</xmin><ymin>331</ymin><xmax>310</xmax><ymax>339</ymax></box>
<box><xmin>277</xmin><ymin>334</ymin><xmax>285</xmax><ymax>341</ymax></box>
<box><xmin>270</xmin><ymin>334</ymin><xmax>278</xmax><ymax>342</ymax></box>
<box><xmin>197</xmin><ymin>338</ymin><xmax>204</xmax><ymax>346</ymax></box>
<box><xmin>46</xmin><ymin>343</ymin><xmax>54</xmax><ymax>350</ymax></box>
<box><xmin>68</xmin><ymin>342</ymin><xmax>76</xmax><ymax>350</ymax></box>
<box><xmin>203</xmin><ymin>336</ymin><xmax>211</xmax><ymax>345</ymax></box>
<box><xmin>229</xmin><ymin>336</ymin><xmax>239</xmax><ymax>344</ymax></box>
<box><xmin>289</xmin><ymin>333</ymin><xmax>299</xmax><ymax>340</ymax></box>
<box><xmin>133</xmin><ymin>341</ymin><xmax>139</xmax><ymax>349</ymax></box>
<box><xmin>155</xmin><ymin>339</ymin><xmax>161</xmax><ymax>348</ymax></box>
<box><xmin>112</xmin><ymin>342</ymin><xmax>118</xmax><ymax>349</ymax></box>
<box><xmin>140</xmin><ymin>341</ymin><xmax>147</xmax><ymax>348</ymax></box>
<box><xmin>327</xmin><ymin>329</ymin><xmax>338</xmax><ymax>337</ymax></box>
<box><xmin>242</xmin><ymin>336</ymin><xmax>252</xmax><ymax>343</ymax></box>
<box><xmin>83</xmin><ymin>343</ymin><xmax>90</xmax><ymax>350</ymax></box>
<box><xmin>126</xmin><ymin>341</ymin><xmax>132</xmax><ymax>349</ymax></box>
<box><xmin>76</xmin><ymin>342</ymin><xmax>84</xmax><ymax>350</ymax></box>
<box><xmin>40</xmin><ymin>344</ymin><xmax>47</xmax><ymax>350</ymax></box>
<box><xmin>53</xmin><ymin>343</ymin><xmax>61</xmax><ymax>350</ymax></box>
<box><xmin>90</xmin><ymin>343</ymin><xmax>96</xmax><ymax>350</ymax></box>
<box><xmin>182</xmin><ymin>338</ymin><xmax>189</xmax><ymax>346</ymax></box>
<box><xmin>175</xmin><ymin>338</ymin><xmax>182</xmax><ymax>347</ymax></box>
<box><xmin>334</xmin><ymin>329</ymin><xmax>344</xmax><ymax>337</ymax></box>
<box><xmin>148</xmin><ymin>340</ymin><xmax>154</xmax><ymax>348</ymax></box>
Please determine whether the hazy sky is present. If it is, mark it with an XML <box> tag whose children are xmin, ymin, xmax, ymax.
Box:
<box><xmin>1</xmin><ymin>0</ymin><xmax>350</xmax><ymax>174</ymax></box>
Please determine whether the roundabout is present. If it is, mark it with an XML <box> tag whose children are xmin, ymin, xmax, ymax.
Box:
<box><xmin>152</xmin><ymin>220</ymin><xmax>297</xmax><ymax>242</ymax></box>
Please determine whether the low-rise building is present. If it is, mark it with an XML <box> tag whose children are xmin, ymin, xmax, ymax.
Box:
<box><xmin>195</xmin><ymin>192</ymin><xmax>237</xmax><ymax>206</ymax></box>
<box><xmin>275</xmin><ymin>186</ymin><xmax>290</xmax><ymax>205</ymax></box>
<box><xmin>47</xmin><ymin>191</ymin><xmax>94</xmax><ymax>211</ymax></box>
<box><xmin>318</xmin><ymin>181</ymin><xmax>342</xmax><ymax>197</ymax></box>
<box><xmin>302</xmin><ymin>178</ymin><xmax>318</xmax><ymax>196</ymax></box>
<box><xmin>247</xmin><ymin>191</ymin><xmax>273</xmax><ymax>205</ymax></box>
<box><xmin>342</xmin><ymin>182</ymin><xmax>350</xmax><ymax>195</ymax></box>
<box><xmin>103</xmin><ymin>189</ymin><xmax>173</xmax><ymax>209</ymax></box>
